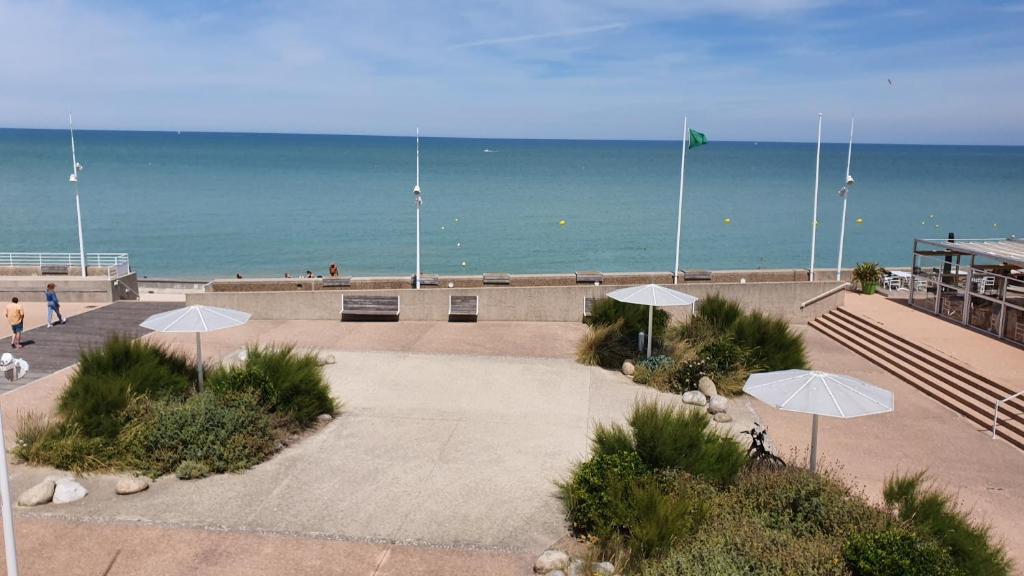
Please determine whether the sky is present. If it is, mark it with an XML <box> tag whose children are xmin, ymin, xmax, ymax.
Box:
<box><xmin>1</xmin><ymin>0</ymin><xmax>1022</xmax><ymax>144</ymax></box>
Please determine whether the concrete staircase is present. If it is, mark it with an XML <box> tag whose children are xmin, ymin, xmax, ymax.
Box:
<box><xmin>810</xmin><ymin>307</ymin><xmax>1024</xmax><ymax>451</ymax></box>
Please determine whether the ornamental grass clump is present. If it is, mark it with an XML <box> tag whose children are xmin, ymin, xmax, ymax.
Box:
<box><xmin>560</xmin><ymin>401</ymin><xmax>746</xmax><ymax>566</ymax></box>
<box><xmin>883</xmin><ymin>472</ymin><xmax>1011</xmax><ymax>576</ymax></box>
<box><xmin>58</xmin><ymin>335</ymin><xmax>196</xmax><ymax>438</ymax></box>
<box><xmin>16</xmin><ymin>336</ymin><xmax>338</xmax><ymax>478</ymax></box>
<box><xmin>665</xmin><ymin>295</ymin><xmax>807</xmax><ymax>395</ymax></box>
<box><xmin>577</xmin><ymin>319</ymin><xmax>633</xmax><ymax>369</ymax></box>
<box><xmin>208</xmin><ymin>344</ymin><xmax>337</xmax><ymax>429</ymax></box>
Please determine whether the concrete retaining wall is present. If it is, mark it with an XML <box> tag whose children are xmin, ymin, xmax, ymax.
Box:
<box><xmin>187</xmin><ymin>280</ymin><xmax>845</xmax><ymax>323</ymax></box>
<box><xmin>208</xmin><ymin>268</ymin><xmax>853</xmax><ymax>293</ymax></box>
<box><xmin>0</xmin><ymin>273</ymin><xmax>138</xmax><ymax>303</ymax></box>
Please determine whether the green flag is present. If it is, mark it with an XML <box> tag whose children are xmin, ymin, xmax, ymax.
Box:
<box><xmin>688</xmin><ymin>128</ymin><xmax>707</xmax><ymax>149</ymax></box>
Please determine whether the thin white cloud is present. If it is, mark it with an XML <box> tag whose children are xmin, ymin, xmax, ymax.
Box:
<box><xmin>447</xmin><ymin>22</ymin><xmax>626</xmax><ymax>50</ymax></box>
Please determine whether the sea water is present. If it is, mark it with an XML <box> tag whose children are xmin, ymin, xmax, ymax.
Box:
<box><xmin>0</xmin><ymin>128</ymin><xmax>1021</xmax><ymax>279</ymax></box>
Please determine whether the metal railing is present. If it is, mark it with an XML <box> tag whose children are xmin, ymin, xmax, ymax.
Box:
<box><xmin>992</xmin><ymin>390</ymin><xmax>1024</xmax><ymax>439</ymax></box>
<box><xmin>800</xmin><ymin>282</ymin><xmax>851</xmax><ymax>309</ymax></box>
<box><xmin>0</xmin><ymin>252</ymin><xmax>130</xmax><ymax>278</ymax></box>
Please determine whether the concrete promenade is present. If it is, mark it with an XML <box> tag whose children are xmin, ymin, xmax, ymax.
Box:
<box><xmin>3</xmin><ymin>306</ymin><xmax>1023</xmax><ymax>573</ymax></box>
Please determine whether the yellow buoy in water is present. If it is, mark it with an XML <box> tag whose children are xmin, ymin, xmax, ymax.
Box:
<box><xmin>456</xmin><ymin>242</ymin><xmax>461</xmax><ymax>247</ymax></box>
<box><xmin>855</xmin><ymin>217</ymin><xmax>863</xmax><ymax>224</ymax></box>
<box><xmin>929</xmin><ymin>214</ymin><xmax>935</xmax><ymax>219</ymax></box>
<box><xmin>723</xmin><ymin>218</ymin><xmax>731</xmax><ymax>224</ymax></box>
<box><xmin>559</xmin><ymin>219</ymin><xmax>566</xmax><ymax>226</ymax></box>
<box><xmin>461</xmin><ymin>261</ymin><xmax>467</xmax><ymax>267</ymax></box>
<box><xmin>994</xmin><ymin>223</ymin><xmax>999</xmax><ymax>228</ymax></box>
<box><xmin>454</xmin><ymin>218</ymin><xmax>459</xmax><ymax>223</ymax></box>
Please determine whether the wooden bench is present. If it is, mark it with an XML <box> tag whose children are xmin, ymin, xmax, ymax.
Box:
<box><xmin>413</xmin><ymin>274</ymin><xmax>440</xmax><ymax>286</ymax></box>
<box><xmin>341</xmin><ymin>295</ymin><xmax>400</xmax><ymax>319</ymax></box>
<box><xmin>323</xmin><ymin>276</ymin><xmax>352</xmax><ymax>288</ymax></box>
<box><xmin>483</xmin><ymin>272</ymin><xmax>511</xmax><ymax>285</ymax></box>
<box><xmin>575</xmin><ymin>271</ymin><xmax>604</xmax><ymax>284</ymax></box>
<box><xmin>448</xmin><ymin>295</ymin><xmax>479</xmax><ymax>321</ymax></box>
<box><xmin>682</xmin><ymin>269</ymin><xmax>713</xmax><ymax>282</ymax></box>
<box><xmin>583</xmin><ymin>297</ymin><xmax>597</xmax><ymax>319</ymax></box>
<box><xmin>40</xmin><ymin>264</ymin><xmax>70</xmax><ymax>275</ymax></box>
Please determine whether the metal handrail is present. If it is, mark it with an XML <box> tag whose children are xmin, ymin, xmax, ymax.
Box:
<box><xmin>0</xmin><ymin>252</ymin><xmax>130</xmax><ymax>278</ymax></box>
<box><xmin>992</xmin><ymin>390</ymin><xmax>1024</xmax><ymax>439</ymax></box>
<box><xmin>800</xmin><ymin>282</ymin><xmax>851</xmax><ymax>309</ymax></box>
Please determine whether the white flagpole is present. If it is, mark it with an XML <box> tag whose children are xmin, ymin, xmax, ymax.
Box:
<box><xmin>836</xmin><ymin>116</ymin><xmax>855</xmax><ymax>281</ymax></box>
<box><xmin>414</xmin><ymin>128</ymin><xmax>422</xmax><ymax>290</ymax></box>
<box><xmin>809</xmin><ymin>113</ymin><xmax>822</xmax><ymax>281</ymax></box>
<box><xmin>673</xmin><ymin>117</ymin><xmax>688</xmax><ymax>284</ymax></box>
<box><xmin>69</xmin><ymin>114</ymin><xmax>87</xmax><ymax>277</ymax></box>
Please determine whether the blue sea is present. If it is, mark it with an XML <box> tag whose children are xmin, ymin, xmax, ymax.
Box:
<box><xmin>0</xmin><ymin>128</ymin><xmax>1021</xmax><ymax>279</ymax></box>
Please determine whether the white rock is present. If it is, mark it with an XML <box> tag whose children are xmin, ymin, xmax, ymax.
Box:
<box><xmin>534</xmin><ymin>549</ymin><xmax>570</xmax><ymax>573</ymax></box>
<box><xmin>713</xmin><ymin>412</ymin><xmax>733</xmax><ymax>423</ymax></box>
<box><xmin>621</xmin><ymin>360</ymin><xmax>635</xmax><ymax>376</ymax></box>
<box><xmin>17</xmin><ymin>479</ymin><xmax>55</xmax><ymax>507</ymax></box>
<box><xmin>547</xmin><ymin>571</ymin><xmax>566</xmax><ymax>576</ymax></box>
<box><xmin>52</xmin><ymin>479</ymin><xmax>88</xmax><ymax>504</ymax></box>
<box><xmin>681</xmin><ymin>390</ymin><xmax>708</xmax><ymax>406</ymax></box>
<box><xmin>317</xmin><ymin>353</ymin><xmax>336</xmax><ymax>366</ymax></box>
<box><xmin>707</xmin><ymin>395</ymin><xmax>729</xmax><ymax>415</ymax></box>
<box><xmin>566</xmin><ymin>559</ymin><xmax>585</xmax><ymax>576</ymax></box>
<box><xmin>698</xmin><ymin>376</ymin><xmax>717</xmax><ymax>398</ymax></box>
<box><xmin>115</xmin><ymin>476</ymin><xmax>149</xmax><ymax>495</ymax></box>
<box><xmin>592</xmin><ymin>562</ymin><xmax>616</xmax><ymax>576</ymax></box>
<box><xmin>317</xmin><ymin>413</ymin><xmax>334</xmax><ymax>423</ymax></box>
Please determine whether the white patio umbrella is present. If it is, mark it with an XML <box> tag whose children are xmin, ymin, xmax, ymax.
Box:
<box><xmin>743</xmin><ymin>369</ymin><xmax>893</xmax><ymax>472</ymax></box>
<box><xmin>140</xmin><ymin>305</ymin><xmax>251</xmax><ymax>390</ymax></box>
<box><xmin>606</xmin><ymin>284</ymin><xmax>698</xmax><ymax>358</ymax></box>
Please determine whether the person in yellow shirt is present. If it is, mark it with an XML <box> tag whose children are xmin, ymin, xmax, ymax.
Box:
<box><xmin>6</xmin><ymin>297</ymin><xmax>25</xmax><ymax>349</ymax></box>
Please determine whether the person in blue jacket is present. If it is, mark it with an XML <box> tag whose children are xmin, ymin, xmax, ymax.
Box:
<box><xmin>45</xmin><ymin>283</ymin><xmax>65</xmax><ymax>327</ymax></box>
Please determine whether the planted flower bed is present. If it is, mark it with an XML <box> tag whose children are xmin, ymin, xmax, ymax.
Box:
<box><xmin>15</xmin><ymin>336</ymin><xmax>337</xmax><ymax>479</ymax></box>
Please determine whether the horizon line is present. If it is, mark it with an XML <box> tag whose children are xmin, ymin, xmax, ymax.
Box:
<box><xmin>1</xmin><ymin>125</ymin><xmax>1021</xmax><ymax>148</ymax></box>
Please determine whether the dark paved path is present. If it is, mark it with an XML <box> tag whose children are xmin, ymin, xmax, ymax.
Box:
<box><xmin>1</xmin><ymin>301</ymin><xmax>180</xmax><ymax>392</ymax></box>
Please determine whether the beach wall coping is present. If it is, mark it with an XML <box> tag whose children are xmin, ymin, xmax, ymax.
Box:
<box><xmin>186</xmin><ymin>280</ymin><xmax>846</xmax><ymax>323</ymax></box>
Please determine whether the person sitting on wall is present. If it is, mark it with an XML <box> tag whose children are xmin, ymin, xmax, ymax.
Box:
<box><xmin>329</xmin><ymin>263</ymin><xmax>339</xmax><ymax>278</ymax></box>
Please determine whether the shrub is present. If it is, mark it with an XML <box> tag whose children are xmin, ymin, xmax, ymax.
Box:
<box><xmin>844</xmin><ymin>527</ymin><xmax>961</xmax><ymax>576</ymax></box>
<box><xmin>590</xmin><ymin>298</ymin><xmax>669</xmax><ymax>341</ymax></box>
<box><xmin>628</xmin><ymin>401</ymin><xmax>745</xmax><ymax>487</ymax></box>
<box><xmin>641</xmin><ymin>507</ymin><xmax>850</xmax><ymax>576</ymax></box>
<box><xmin>176</xmin><ymin>460</ymin><xmax>212</xmax><ymax>480</ymax></box>
<box><xmin>733</xmin><ymin>466</ymin><xmax>886</xmax><ymax>538</ymax></box>
<box><xmin>577</xmin><ymin>319</ymin><xmax>633</xmax><ymax>369</ymax></box>
<box><xmin>670</xmin><ymin>357</ymin><xmax>710</xmax><ymax>393</ymax></box>
<box><xmin>58</xmin><ymin>336</ymin><xmax>195</xmax><ymax>438</ymax></box>
<box><xmin>730</xmin><ymin>311</ymin><xmax>808</xmax><ymax>371</ymax></box>
<box><xmin>119</xmin><ymin>391</ymin><xmax>276</xmax><ymax>478</ymax></box>
<box><xmin>211</xmin><ymin>345</ymin><xmax>336</xmax><ymax>428</ymax></box>
<box><xmin>883</xmin><ymin>472</ymin><xmax>1011</xmax><ymax>576</ymax></box>
<box><xmin>592</xmin><ymin>422</ymin><xmax>636</xmax><ymax>458</ymax></box>
<box><xmin>633</xmin><ymin>356</ymin><xmax>676</xmax><ymax>390</ymax></box>
<box><xmin>620</xmin><ymin>475</ymin><xmax>708</xmax><ymax>561</ymax></box>
<box><xmin>14</xmin><ymin>420</ymin><xmax>118</xmax><ymax>472</ymax></box>
<box><xmin>560</xmin><ymin>450</ymin><xmax>649</xmax><ymax>537</ymax></box>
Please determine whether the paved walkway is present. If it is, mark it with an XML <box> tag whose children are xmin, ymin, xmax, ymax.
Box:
<box><xmin>2</xmin><ymin>301</ymin><xmax>179</xmax><ymax>392</ymax></box>
<box><xmin>0</xmin><ymin>517</ymin><xmax>535</xmax><ymax>576</ymax></box>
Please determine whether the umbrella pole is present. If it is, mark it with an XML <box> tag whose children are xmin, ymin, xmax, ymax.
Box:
<box><xmin>809</xmin><ymin>414</ymin><xmax>819</xmax><ymax>473</ymax></box>
<box><xmin>196</xmin><ymin>332</ymin><xmax>204</xmax><ymax>392</ymax></box>
<box><xmin>647</xmin><ymin>305</ymin><xmax>653</xmax><ymax>358</ymax></box>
